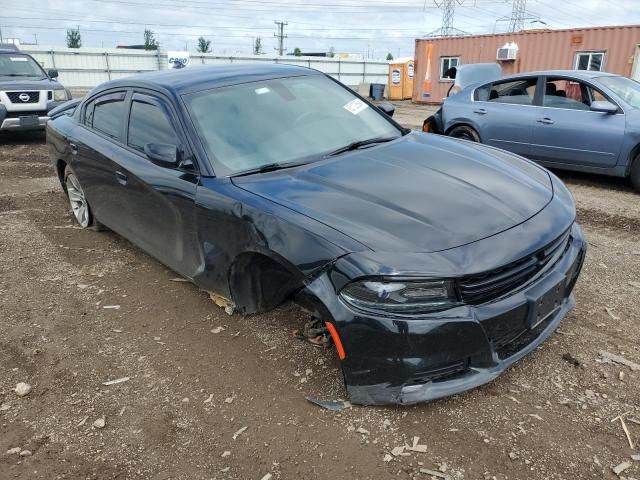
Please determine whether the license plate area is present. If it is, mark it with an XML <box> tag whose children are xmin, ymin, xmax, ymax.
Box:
<box><xmin>19</xmin><ymin>116</ymin><xmax>40</xmax><ymax>127</ymax></box>
<box><xmin>525</xmin><ymin>272</ymin><xmax>566</xmax><ymax>329</ymax></box>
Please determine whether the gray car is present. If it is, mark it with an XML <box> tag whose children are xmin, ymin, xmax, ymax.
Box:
<box><xmin>424</xmin><ymin>70</ymin><xmax>640</xmax><ymax>191</ymax></box>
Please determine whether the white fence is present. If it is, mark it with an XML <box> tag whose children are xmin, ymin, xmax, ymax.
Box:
<box><xmin>23</xmin><ymin>46</ymin><xmax>390</xmax><ymax>89</ymax></box>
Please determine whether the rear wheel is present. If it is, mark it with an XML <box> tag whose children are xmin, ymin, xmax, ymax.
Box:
<box><xmin>64</xmin><ymin>167</ymin><xmax>104</xmax><ymax>230</ymax></box>
<box><xmin>631</xmin><ymin>156</ymin><xmax>640</xmax><ymax>192</ymax></box>
<box><xmin>448</xmin><ymin>125</ymin><xmax>480</xmax><ymax>142</ymax></box>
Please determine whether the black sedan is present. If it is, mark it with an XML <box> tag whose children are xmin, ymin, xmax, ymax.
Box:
<box><xmin>46</xmin><ymin>64</ymin><xmax>586</xmax><ymax>405</ymax></box>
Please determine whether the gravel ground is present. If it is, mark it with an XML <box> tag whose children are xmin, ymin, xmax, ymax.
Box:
<box><xmin>1</xmin><ymin>120</ymin><xmax>639</xmax><ymax>480</ymax></box>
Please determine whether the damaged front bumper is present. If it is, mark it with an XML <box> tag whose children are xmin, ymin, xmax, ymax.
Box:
<box><xmin>303</xmin><ymin>223</ymin><xmax>586</xmax><ymax>406</ymax></box>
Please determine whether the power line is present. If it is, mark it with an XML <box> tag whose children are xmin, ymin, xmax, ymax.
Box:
<box><xmin>274</xmin><ymin>20</ymin><xmax>288</xmax><ymax>55</ymax></box>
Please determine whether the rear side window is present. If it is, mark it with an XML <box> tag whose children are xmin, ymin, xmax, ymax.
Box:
<box><xmin>127</xmin><ymin>98</ymin><xmax>179</xmax><ymax>152</ymax></box>
<box><xmin>87</xmin><ymin>92</ymin><xmax>126</xmax><ymax>139</ymax></box>
<box><xmin>478</xmin><ymin>78</ymin><xmax>537</xmax><ymax>105</ymax></box>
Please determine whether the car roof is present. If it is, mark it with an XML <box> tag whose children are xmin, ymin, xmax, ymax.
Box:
<box><xmin>93</xmin><ymin>63</ymin><xmax>321</xmax><ymax>96</ymax></box>
<box><xmin>498</xmin><ymin>69</ymin><xmax>619</xmax><ymax>82</ymax></box>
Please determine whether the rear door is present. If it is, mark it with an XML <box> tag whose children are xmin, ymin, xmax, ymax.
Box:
<box><xmin>70</xmin><ymin>90</ymin><xmax>129</xmax><ymax>231</ymax></box>
<box><xmin>471</xmin><ymin>76</ymin><xmax>540</xmax><ymax>157</ymax></box>
<box><xmin>110</xmin><ymin>90</ymin><xmax>201</xmax><ymax>277</ymax></box>
<box><xmin>530</xmin><ymin>76</ymin><xmax>624</xmax><ymax>167</ymax></box>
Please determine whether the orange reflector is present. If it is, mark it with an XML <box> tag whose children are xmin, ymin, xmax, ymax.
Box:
<box><xmin>325</xmin><ymin>321</ymin><xmax>346</xmax><ymax>360</ymax></box>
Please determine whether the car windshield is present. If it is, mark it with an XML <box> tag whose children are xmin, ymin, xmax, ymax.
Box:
<box><xmin>598</xmin><ymin>76</ymin><xmax>640</xmax><ymax>109</ymax></box>
<box><xmin>184</xmin><ymin>75</ymin><xmax>401</xmax><ymax>176</ymax></box>
<box><xmin>0</xmin><ymin>54</ymin><xmax>46</xmax><ymax>79</ymax></box>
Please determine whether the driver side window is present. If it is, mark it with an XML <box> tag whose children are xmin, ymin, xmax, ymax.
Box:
<box><xmin>127</xmin><ymin>98</ymin><xmax>179</xmax><ymax>153</ymax></box>
<box><xmin>542</xmin><ymin>77</ymin><xmax>609</xmax><ymax>111</ymax></box>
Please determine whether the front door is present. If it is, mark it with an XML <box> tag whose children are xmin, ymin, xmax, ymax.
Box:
<box><xmin>113</xmin><ymin>91</ymin><xmax>201</xmax><ymax>277</ymax></box>
<box><xmin>530</xmin><ymin>76</ymin><xmax>625</xmax><ymax>168</ymax></box>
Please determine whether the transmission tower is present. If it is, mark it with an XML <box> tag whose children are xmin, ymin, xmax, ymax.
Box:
<box><xmin>493</xmin><ymin>0</ymin><xmax>542</xmax><ymax>33</ymax></box>
<box><xmin>274</xmin><ymin>20</ymin><xmax>287</xmax><ymax>56</ymax></box>
<box><xmin>509</xmin><ymin>0</ymin><xmax>527</xmax><ymax>32</ymax></box>
<box><xmin>427</xmin><ymin>0</ymin><xmax>466</xmax><ymax>37</ymax></box>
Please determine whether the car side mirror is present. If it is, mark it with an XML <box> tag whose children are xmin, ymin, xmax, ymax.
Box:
<box><xmin>144</xmin><ymin>143</ymin><xmax>180</xmax><ymax>168</ymax></box>
<box><xmin>377</xmin><ymin>102</ymin><xmax>395</xmax><ymax>118</ymax></box>
<box><xmin>590</xmin><ymin>100</ymin><xmax>617</xmax><ymax>114</ymax></box>
<box><xmin>47</xmin><ymin>68</ymin><xmax>59</xmax><ymax>79</ymax></box>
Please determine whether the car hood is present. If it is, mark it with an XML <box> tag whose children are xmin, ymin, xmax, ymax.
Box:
<box><xmin>0</xmin><ymin>78</ymin><xmax>63</xmax><ymax>90</ymax></box>
<box><xmin>232</xmin><ymin>133</ymin><xmax>553</xmax><ymax>253</ymax></box>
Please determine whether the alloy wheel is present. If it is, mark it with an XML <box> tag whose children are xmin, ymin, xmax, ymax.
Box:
<box><xmin>65</xmin><ymin>173</ymin><xmax>90</xmax><ymax>228</ymax></box>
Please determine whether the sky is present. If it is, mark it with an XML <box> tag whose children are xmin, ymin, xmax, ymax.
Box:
<box><xmin>1</xmin><ymin>0</ymin><xmax>639</xmax><ymax>59</ymax></box>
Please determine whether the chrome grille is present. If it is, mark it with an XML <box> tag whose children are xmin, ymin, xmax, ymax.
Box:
<box><xmin>459</xmin><ymin>230</ymin><xmax>571</xmax><ymax>305</ymax></box>
<box><xmin>7</xmin><ymin>91</ymin><xmax>40</xmax><ymax>104</ymax></box>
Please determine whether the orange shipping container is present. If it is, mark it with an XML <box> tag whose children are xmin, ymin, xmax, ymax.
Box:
<box><xmin>413</xmin><ymin>25</ymin><xmax>640</xmax><ymax>104</ymax></box>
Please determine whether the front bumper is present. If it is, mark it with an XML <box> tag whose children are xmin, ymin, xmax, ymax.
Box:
<box><xmin>304</xmin><ymin>223</ymin><xmax>586</xmax><ymax>405</ymax></box>
<box><xmin>0</xmin><ymin>115</ymin><xmax>49</xmax><ymax>131</ymax></box>
<box><xmin>0</xmin><ymin>100</ymin><xmax>65</xmax><ymax>131</ymax></box>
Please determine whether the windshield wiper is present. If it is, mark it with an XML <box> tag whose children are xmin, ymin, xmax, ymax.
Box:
<box><xmin>231</xmin><ymin>160</ymin><xmax>310</xmax><ymax>178</ymax></box>
<box><xmin>325</xmin><ymin>136</ymin><xmax>399</xmax><ymax>157</ymax></box>
<box><xmin>1</xmin><ymin>73</ymin><xmax>38</xmax><ymax>77</ymax></box>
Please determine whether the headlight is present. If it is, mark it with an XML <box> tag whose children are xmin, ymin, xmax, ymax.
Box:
<box><xmin>340</xmin><ymin>279</ymin><xmax>459</xmax><ymax>316</ymax></box>
<box><xmin>53</xmin><ymin>89</ymin><xmax>70</xmax><ymax>101</ymax></box>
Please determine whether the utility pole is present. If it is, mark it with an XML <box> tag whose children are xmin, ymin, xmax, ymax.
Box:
<box><xmin>509</xmin><ymin>0</ymin><xmax>527</xmax><ymax>32</ymax></box>
<box><xmin>274</xmin><ymin>20</ymin><xmax>287</xmax><ymax>56</ymax></box>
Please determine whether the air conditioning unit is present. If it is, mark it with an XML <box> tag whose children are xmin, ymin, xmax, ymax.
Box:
<box><xmin>496</xmin><ymin>42</ymin><xmax>518</xmax><ymax>61</ymax></box>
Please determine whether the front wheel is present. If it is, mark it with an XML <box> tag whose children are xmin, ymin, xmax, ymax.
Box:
<box><xmin>448</xmin><ymin>125</ymin><xmax>481</xmax><ymax>142</ymax></box>
<box><xmin>64</xmin><ymin>167</ymin><xmax>103</xmax><ymax>230</ymax></box>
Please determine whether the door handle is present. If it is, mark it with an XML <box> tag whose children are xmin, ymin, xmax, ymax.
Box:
<box><xmin>115</xmin><ymin>170</ymin><xmax>128</xmax><ymax>185</ymax></box>
<box><xmin>473</xmin><ymin>108</ymin><xmax>488</xmax><ymax>115</ymax></box>
<box><xmin>537</xmin><ymin>118</ymin><xmax>555</xmax><ymax>124</ymax></box>
<box><xmin>69</xmin><ymin>143</ymin><xmax>78</xmax><ymax>155</ymax></box>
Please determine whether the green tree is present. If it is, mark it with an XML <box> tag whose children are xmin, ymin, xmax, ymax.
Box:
<box><xmin>293</xmin><ymin>47</ymin><xmax>302</xmax><ymax>57</ymax></box>
<box><xmin>66</xmin><ymin>28</ymin><xmax>81</xmax><ymax>48</ymax></box>
<box><xmin>386</xmin><ymin>52</ymin><xmax>394</xmax><ymax>61</ymax></box>
<box><xmin>144</xmin><ymin>29</ymin><xmax>159</xmax><ymax>50</ymax></box>
<box><xmin>197</xmin><ymin>37</ymin><xmax>211</xmax><ymax>53</ymax></box>
<box><xmin>253</xmin><ymin>37</ymin><xmax>263</xmax><ymax>55</ymax></box>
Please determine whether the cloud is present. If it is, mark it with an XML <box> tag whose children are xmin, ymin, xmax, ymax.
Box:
<box><xmin>3</xmin><ymin>0</ymin><xmax>639</xmax><ymax>58</ymax></box>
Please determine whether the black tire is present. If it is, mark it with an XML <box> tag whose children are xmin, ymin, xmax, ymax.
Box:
<box><xmin>631</xmin><ymin>156</ymin><xmax>640</xmax><ymax>193</ymax></box>
<box><xmin>63</xmin><ymin>166</ymin><xmax>106</xmax><ymax>231</ymax></box>
<box><xmin>448</xmin><ymin>125</ymin><xmax>481</xmax><ymax>142</ymax></box>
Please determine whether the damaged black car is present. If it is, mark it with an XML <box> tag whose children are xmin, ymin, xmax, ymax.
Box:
<box><xmin>46</xmin><ymin>64</ymin><xmax>586</xmax><ymax>405</ymax></box>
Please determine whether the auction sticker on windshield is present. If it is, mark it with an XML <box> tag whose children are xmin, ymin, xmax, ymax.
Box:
<box><xmin>10</xmin><ymin>57</ymin><xmax>28</xmax><ymax>62</ymax></box>
<box><xmin>343</xmin><ymin>98</ymin><xmax>368</xmax><ymax>115</ymax></box>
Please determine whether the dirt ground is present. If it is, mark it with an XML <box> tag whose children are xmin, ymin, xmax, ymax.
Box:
<box><xmin>1</xmin><ymin>113</ymin><xmax>639</xmax><ymax>480</ymax></box>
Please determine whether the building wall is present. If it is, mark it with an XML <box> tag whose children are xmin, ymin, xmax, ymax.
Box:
<box><xmin>413</xmin><ymin>25</ymin><xmax>640</xmax><ymax>104</ymax></box>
